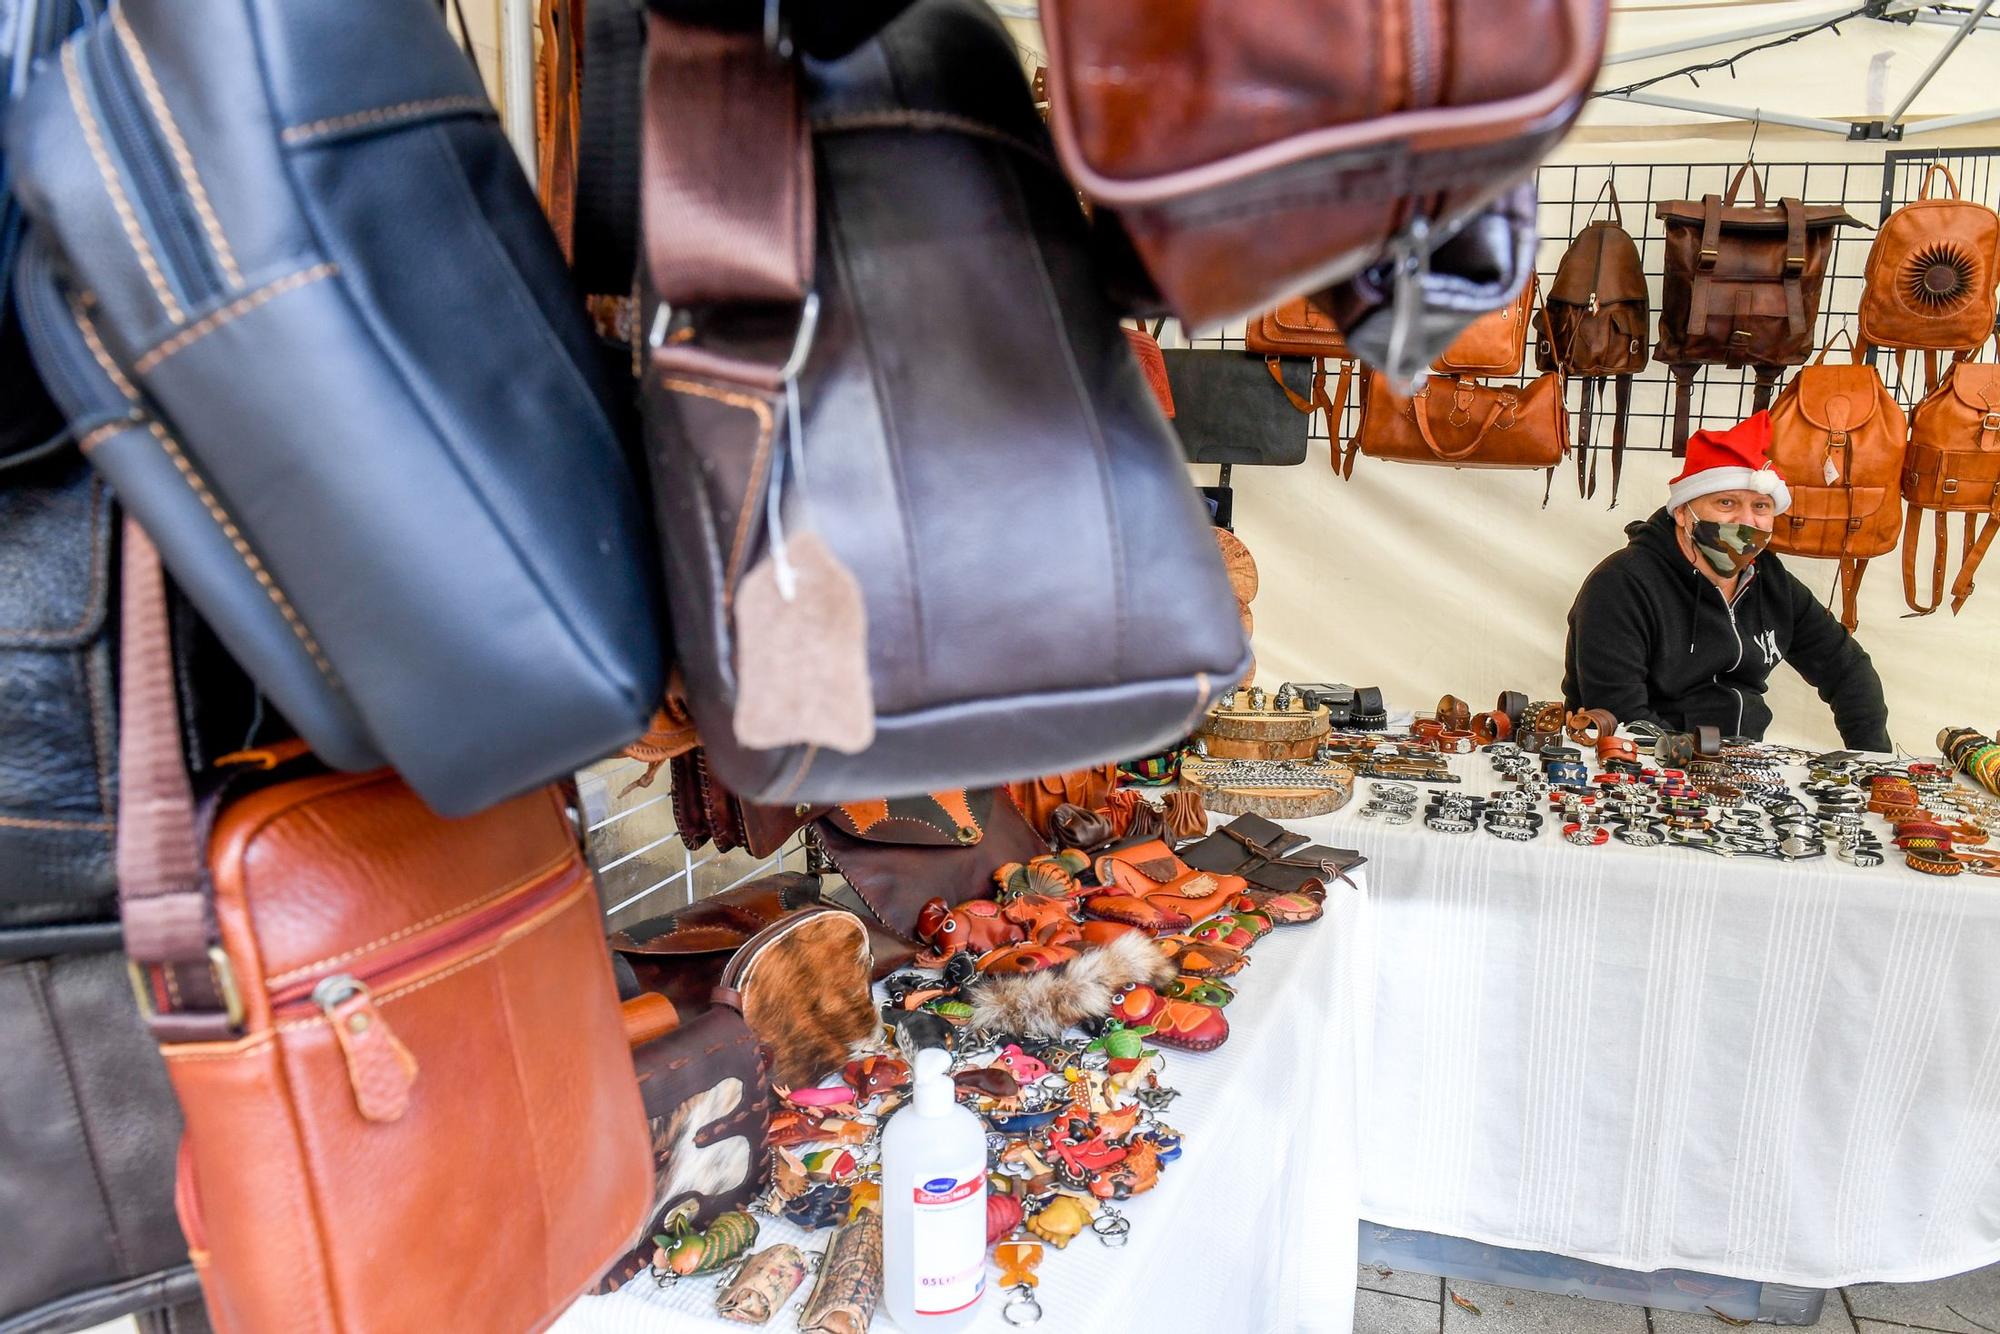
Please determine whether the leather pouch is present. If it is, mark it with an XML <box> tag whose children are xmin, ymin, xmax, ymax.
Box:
<box><xmin>798</xmin><ymin>1212</ymin><xmax>883</xmax><ymax>1334</ymax></box>
<box><xmin>717</xmin><ymin>907</ymin><xmax>875</xmax><ymax>1090</ymax></box>
<box><xmin>811</xmin><ymin>790</ymin><xmax>1048</xmax><ymax>941</ymax></box>
<box><xmin>10</xmin><ymin>1</ymin><xmax>663</xmax><ymax>817</ymax></box>
<box><xmin>718</xmin><ymin>1244</ymin><xmax>810</xmax><ymax>1323</ymax></box>
<box><xmin>596</xmin><ymin>1005</ymin><xmax>772</xmax><ymax>1293</ymax></box>
<box><xmin>1086</xmin><ymin>839</ymin><xmax>1248</xmax><ymax>935</ymax></box>
<box><xmin>1006</xmin><ymin>766</ymin><xmax>1119</xmax><ymax>841</ymax></box>
<box><xmin>1177</xmin><ymin>814</ymin><xmax>1366</xmax><ymax>895</ymax></box>
<box><xmin>612</xmin><ymin>873</ymin><xmax>827</xmax><ymax>1013</ymax></box>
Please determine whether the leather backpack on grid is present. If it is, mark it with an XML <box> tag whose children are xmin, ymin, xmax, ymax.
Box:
<box><xmin>1765</xmin><ymin>338</ymin><xmax>1909</xmax><ymax>630</ymax></box>
<box><xmin>1859</xmin><ymin>164</ymin><xmax>2000</xmax><ymax>389</ymax></box>
<box><xmin>1536</xmin><ymin>184</ymin><xmax>1650</xmax><ymax>504</ymax></box>
<box><xmin>1656</xmin><ymin>161</ymin><xmax>1862</xmax><ymax>455</ymax></box>
<box><xmin>1902</xmin><ymin>352</ymin><xmax>2000</xmax><ymax>616</ymax></box>
<box><xmin>1244</xmin><ymin>298</ymin><xmax>1358</xmax><ymax>476</ymax></box>
<box><xmin>1035</xmin><ymin>0</ymin><xmax>1608</xmax><ymax>335</ymax></box>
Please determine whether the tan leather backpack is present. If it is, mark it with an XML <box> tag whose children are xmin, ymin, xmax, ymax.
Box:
<box><xmin>1903</xmin><ymin>351</ymin><xmax>2000</xmax><ymax>616</ymax></box>
<box><xmin>1434</xmin><ymin>277</ymin><xmax>1535</xmax><ymax>378</ymax></box>
<box><xmin>1765</xmin><ymin>335</ymin><xmax>1909</xmax><ymax>629</ymax></box>
<box><xmin>1860</xmin><ymin>165</ymin><xmax>2000</xmax><ymax>383</ymax></box>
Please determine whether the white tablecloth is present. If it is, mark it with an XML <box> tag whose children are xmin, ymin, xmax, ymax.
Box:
<box><xmin>555</xmin><ymin>875</ymin><xmax>1369</xmax><ymax>1334</ymax></box>
<box><xmin>1294</xmin><ymin>749</ymin><xmax>2000</xmax><ymax>1289</ymax></box>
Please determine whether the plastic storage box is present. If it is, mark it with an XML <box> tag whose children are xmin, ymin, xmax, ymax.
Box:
<box><xmin>1359</xmin><ymin>1222</ymin><xmax>1829</xmax><ymax>1325</ymax></box>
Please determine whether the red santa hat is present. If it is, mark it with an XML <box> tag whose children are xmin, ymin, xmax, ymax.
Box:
<box><xmin>1667</xmin><ymin>411</ymin><xmax>1791</xmax><ymax>515</ymax></box>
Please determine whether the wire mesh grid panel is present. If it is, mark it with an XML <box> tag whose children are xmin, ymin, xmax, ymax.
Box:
<box><xmin>577</xmin><ymin>757</ymin><xmax>792</xmax><ymax>934</ymax></box>
<box><xmin>1177</xmin><ymin>146</ymin><xmax>2000</xmax><ymax>457</ymax></box>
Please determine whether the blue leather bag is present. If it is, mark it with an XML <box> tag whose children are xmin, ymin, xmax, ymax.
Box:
<box><xmin>7</xmin><ymin>0</ymin><xmax>663</xmax><ymax>816</ymax></box>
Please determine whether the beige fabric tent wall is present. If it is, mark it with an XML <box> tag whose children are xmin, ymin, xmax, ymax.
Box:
<box><xmin>1004</xmin><ymin>2</ymin><xmax>2000</xmax><ymax>753</ymax></box>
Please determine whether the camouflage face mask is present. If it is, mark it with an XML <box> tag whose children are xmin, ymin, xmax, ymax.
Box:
<box><xmin>1689</xmin><ymin>519</ymin><xmax>1772</xmax><ymax>577</ymax></box>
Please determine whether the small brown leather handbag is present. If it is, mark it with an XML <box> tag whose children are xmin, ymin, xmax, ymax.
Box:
<box><xmin>114</xmin><ymin>525</ymin><xmax>651</xmax><ymax>1332</ymax></box>
<box><xmin>1903</xmin><ymin>357</ymin><xmax>2000</xmax><ymax>615</ymax></box>
<box><xmin>1766</xmin><ymin>338</ymin><xmax>1909</xmax><ymax>630</ymax></box>
<box><xmin>1433</xmin><ymin>278</ymin><xmax>1535</xmax><ymax>378</ymax></box>
<box><xmin>1355</xmin><ymin>370</ymin><xmax>1570</xmax><ymax>473</ymax></box>
<box><xmin>809</xmin><ymin>789</ymin><xmax>1049</xmax><ymax>941</ymax></box>
<box><xmin>1244</xmin><ymin>297</ymin><xmax>1359</xmax><ymax>475</ymax></box>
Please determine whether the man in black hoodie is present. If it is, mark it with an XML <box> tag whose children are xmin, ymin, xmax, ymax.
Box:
<box><xmin>1562</xmin><ymin>412</ymin><xmax>1891</xmax><ymax>751</ymax></box>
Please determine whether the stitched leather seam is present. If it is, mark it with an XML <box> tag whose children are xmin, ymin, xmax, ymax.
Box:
<box><xmin>133</xmin><ymin>264</ymin><xmax>337</xmax><ymax>373</ymax></box>
<box><xmin>262</xmin><ymin>850</ymin><xmax>575</xmax><ymax>986</ymax></box>
<box><xmin>279</xmin><ymin>95</ymin><xmax>493</xmax><ymax>145</ymax></box>
<box><xmin>70</xmin><ymin>294</ymin><xmax>339</xmax><ymax>680</ymax></box>
<box><xmin>111</xmin><ymin>7</ymin><xmax>243</xmax><ymax>288</ymax></box>
<box><xmin>70</xmin><ymin>296</ymin><xmax>141</xmax><ymax>399</ymax></box>
<box><xmin>162</xmin><ymin>1033</ymin><xmax>277</xmax><ymax>1062</ymax></box>
<box><xmin>0</xmin><ymin>813</ymin><xmax>116</xmax><ymax>831</ymax></box>
<box><xmin>63</xmin><ymin>44</ymin><xmax>184</xmax><ymax>324</ymax></box>
<box><xmin>76</xmin><ymin>421</ymin><xmax>129</xmax><ymax>454</ymax></box>
<box><xmin>659</xmin><ymin>377</ymin><xmax>773</xmax><ymax>611</ymax></box>
<box><xmin>271</xmin><ymin>885</ymin><xmax>590</xmax><ymax>1031</ymax></box>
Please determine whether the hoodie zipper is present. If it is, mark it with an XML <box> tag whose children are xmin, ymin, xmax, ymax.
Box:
<box><xmin>266</xmin><ymin>860</ymin><xmax>588</xmax><ymax>1122</ymax></box>
<box><xmin>1707</xmin><ymin>578</ymin><xmax>1748</xmax><ymax>737</ymax></box>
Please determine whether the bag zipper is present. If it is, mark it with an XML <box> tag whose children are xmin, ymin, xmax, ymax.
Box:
<box><xmin>81</xmin><ymin>27</ymin><xmax>223</xmax><ymax>309</ymax></box>
<box><xmin>1587</xmin><ymin>224</ymin><xmax>1609</xmax><ymax>315</ymax></box>
<box><xmin>265</xmin><ymin>859</ymin><xmax>588</xmax><ymax>1122</ymax></box>
<box><xmin>13</xmin><ymin>235</ymin><xmax>102</xmax><ymax>413</ymax></box>
<box><xmin>1405</xmin><ymin>0</ymin><xmax>1444</xmax><ymax>111</ymax></box>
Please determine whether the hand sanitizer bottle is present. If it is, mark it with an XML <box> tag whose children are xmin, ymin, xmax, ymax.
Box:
<box><xmin>882</xmin><ymin>1047</ymin><xmax>987</xmax><ymax>1329</ymax></box>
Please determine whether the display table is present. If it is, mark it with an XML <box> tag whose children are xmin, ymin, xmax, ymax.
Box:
<box><xmin>1291</xmin><ymin>746</ymin><xmax>2000</xmax><ymax>1289</ymax></box>
<box><xmin>555</xmin><ymin>875</ymin><xmax>1370</xmax><ymax>1334</ymax></box>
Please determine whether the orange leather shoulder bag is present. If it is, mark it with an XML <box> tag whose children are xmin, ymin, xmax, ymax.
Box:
<box><xmin>1355</xmin><ymin>370</ymin><xmax>1570</xmax><ymax>480</ymax></box>
<box><xmin>116</xmin><ymin>523</ymin><xmax>650</xmax><ymax>1332</ymax></box>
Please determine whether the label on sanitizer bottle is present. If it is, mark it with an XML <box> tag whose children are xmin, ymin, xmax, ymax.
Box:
<box><xmin>911</xmin><ymin>1172</ymin><xmax>987</xmax><ymax>1315</ymax></box>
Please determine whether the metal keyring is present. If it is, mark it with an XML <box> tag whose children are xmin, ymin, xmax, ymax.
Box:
<box><xmin>1093</xmin><ymin>1210</ymin><xmax>1131</xmax><ymax>1247</ymax></box>
<box><xmin>1003</xmin><ymin>1284</ymin><xmax>1044</xmax><ymax>1325</ymax></box>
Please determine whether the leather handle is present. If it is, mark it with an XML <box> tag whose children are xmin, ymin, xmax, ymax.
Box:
<box><xmin>1264</xmin><ymin>356</ymin><xmax>1317</xmax><ymax>414</ymax></box>
<box><xmin>1813</xmin><ymin>327</ymin><xmax>1861</xmax><ymax>365</ymax></box>
<box><xmin>1412</xmin><ymin>387</ymin><xmax>1509</xmax><ymax>462</ymax></box>
<box><xmin>1919</xmin><ymin>162</ymin><xmax>1961</xmax><ymax>202</ymax></box>
<box><xmin>1589</xmin><ymin>179</ymin><xmax>1623</xmax><ymax>228</ymax></box>
<box><xmin>1724</xmin><ymin>160</ymin><xmax>1767</xmax><ymax>207</ymax></box>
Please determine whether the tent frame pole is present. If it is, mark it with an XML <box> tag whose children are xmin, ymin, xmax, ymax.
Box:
<box><xmin>1597</xmin><ymin>90</ymin><xmax>1855</xmax><ymax>137</ymax></box>
<box><xmin>1887</xmin><ymin>0</ymin><xmax>1999</xmax><ymax>131</ymax></box>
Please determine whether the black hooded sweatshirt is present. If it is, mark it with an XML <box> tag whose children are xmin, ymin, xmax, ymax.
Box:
<box><xmin>1562</xmin><ymin>508</ymin><xmax>1891</xmax><ymax>750</ymax></box>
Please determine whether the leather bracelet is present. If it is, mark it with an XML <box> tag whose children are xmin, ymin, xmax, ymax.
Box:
<box><xmin>1562</xmin><ymin>822</ymin><xmax>1609</xmax><ymax>847</ymax></box>
<box><xmin>1411</xmin><ymin>718</ymin><xmax>1445</xmax><ymax>742</ymax></box>
<box><xmin>1435</xmin><ymin>695</ymin><xmax>1472</xmax><ymax>730</ymax></box>
<box><xmin>1496</xmin><ymin>691</ymin><xmax>1529</xmax><ymax>730</ymax></box>
<box><xmin>1565</xmin><ymin>708</ymin><xmax>1618</xmax><ymax>745</ymax></box>
<box><xmin>1546</xmin><ymin>761</ymin><xmax>1589</xmax><ymax>787</ymax></box>
<box><xmin>1470</xmin><ymin>711</ymin><xmax>1512</xmax><ymax>745</ymax></box>
<box><xmin>1354</xmin><ymin>686</ymin><xmax>1385</xmax><ymax>715</ymax></box>
<box><xmin>1907</xmin><ymin>849</ymin><xmax>1965</xmax><ymax>876</ymax></box>
<box><xmin>1527</xmin><ymin>701</ymin><xmax>1567</xmax><ymax>735</ymax></box>
<box><xmin>1654</xmin><ymin>732</ymin><xmax>1697</xmax><ymax>769</ymax></box>
<box><xmin>1595</xmin><ymin>735</ymin><xmax>1638</xmax><ymax>766</ymax></box>
<box><xmin>1696</xmin><ymin>724</ymin><xmax>1724</xmax><ymax>757</ymax></box>
<box><xmin>1435</xmin><ymin>729</ymin><xmax>1476</xmax><ymax>754</ymax></box>
<box><xmin>1614</xmin><ymin>822</ymin><xmax>1666</xmax><ymax>847</ymax></box>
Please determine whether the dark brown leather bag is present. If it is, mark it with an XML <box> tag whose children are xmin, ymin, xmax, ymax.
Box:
<box><xmin>1860</xmin><ymin>165</ymin><xmax>2000</xmax><ymax>371</ymax></box>
<box><xmin>1355</xmin><ymin>369</ymin><xmax>1570</xmax><ymax>477</ymax></box>
<box><xmin>114</xmin><ymin>525</ymin><xmax>651</xmax><ymax>1332</ymax></box>
<box><xmin>1903</xmin><ymin>357</ymin><xmax>2000</xmax><ymax>616</ymax></box>
<box><xmin>1656</xmin><ymin>161</ymin><xmax>1862</xmax><ymax>452</ymax></box>
<box><xmin>642</xmin><ymin>0</ymin><xmax>1248</xmax><ymax>806</ymax></box>
<box><xmin>1536</xmin><ymin>185</ymin><xmax>1649</xmax><ymax>504</ymax></box>
<box><xmin>1766</xmin><ymin>342</ymin><xmax>1909</xmax><ymax>630</ymax></box>
<box><xmin>1037</xmin><ymin>0</ymin><xmax>1607</xmax><ymax>330</ymax></box>
<box><xmin>809</xmin><ymin>788</ymin><xmax>1048</xmax><ymax>940</ymax></box>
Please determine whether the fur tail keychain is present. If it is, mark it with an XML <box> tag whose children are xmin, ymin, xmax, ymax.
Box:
<box><xmin>732</xmin><ymin>295</ymin><xmax>876</xmax><ymax>755</ymax></box>
<box><xmin>968</xmin><ymin>933</ymin><xmax>1176</xmax><ymax>1039</ymax></box>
